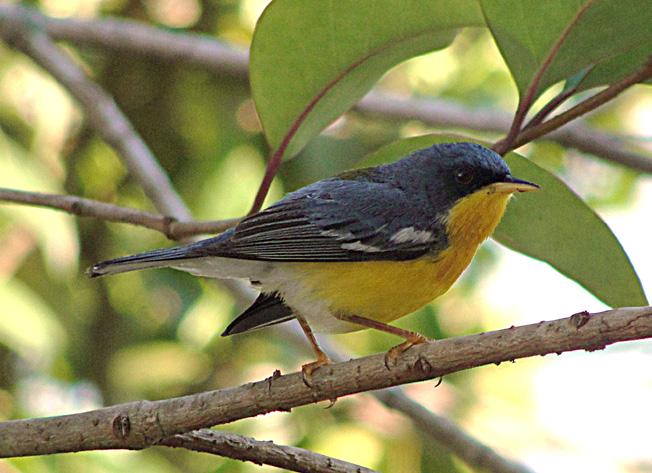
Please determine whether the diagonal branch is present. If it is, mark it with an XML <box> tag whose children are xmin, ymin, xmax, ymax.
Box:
<box><xmin>248</xmin><ymin>51</ymin><xmax>374</xmax><ymax>214</ymax></box>
<box><xmin>279</xmin><ymin>326</ymin><xmax>534</xmax><ymax>473</ymax></box>
<box><xmin>522</xmin><ymin>79</ymin><xmax>583</xmax><ymax>131</ymax></box>
<box><xmin>0</xmin><ymin>188</ymin><xmax>238</xmax><ymax>239</ymax></box>
<box><xmin>161</xmin><ymin>429</ymin><xmax>376</xmax><ymax>473</ymax></box>
<box><xmin>1</xmin><ymin>306</ymin><xmax>650</xmax><ymax>458</ymax></box>
<box><xmin>0</xmin><ymin>11</ymin><xmax>191</xmax><ymax>220</ymax></box>
<box><xmin>510</xmin><ymin>56</ymin><xmax>652</xmax><ymax>151</ymax></box>
<box><xmin>0</xmin><ymin>4</ymin><xmax>249</xmax><ymax>78</ymax></box>
<box><xmin>375</xmin><ymin>389</ymin><xmax>535</xmax><ymax>473</ymax></box>
<box><xmin>492</xmin><ymin>0</ymin><xmax>595</xmax><ymax>155</ymax></box>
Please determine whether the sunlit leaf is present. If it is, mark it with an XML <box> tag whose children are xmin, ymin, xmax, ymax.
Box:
<box><xmin>494</xmin><ymin>153</ymin><xmax>647</xmax><ymax>307</ymax></box>
<box><xmin>250</xmin><ymin>0</ymin><xmax>483</xmax><ymax>160</ymax></box>
<box><xmin>480</xmin><ymin>0</ymin><xmax>652</xmax><ymax>97</ymax></box>
<box><xmin>361</xmin><ymin>134</ymin><xmax>647</xmax><ymax>307</ymax></box>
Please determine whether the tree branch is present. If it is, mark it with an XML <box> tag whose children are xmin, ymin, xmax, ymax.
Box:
<box><xmin>510</xmin><ymin>56</ymin><xmax>652</xmax><ymax>151</ymax></box>
<box><xmin>0</xmin><ymin>5</ymin><xmax>648</xmax><ymax>174</ymax></box>
<box><xmin>0</xmin><ymin>10</ymin><xmax>192</xmax><ymax>220</ymax></box>
<box><xmin>492</xmin><ymin>0</ymin><xmax>595</xmax><ymax>155</ymax></box>
<box><xmin>355</xmin><ymin>92</ymin><xmax>652</xmax><ymax>173</ymax></box>
<box><xmin>0</xmin><ymin>188</ymin><xmax>238</xmax><ymax>239</ymax></box>
<box><xmin>160</xmin><ymin>429</ymin><xmax>376</xmax><ymax>473</ymax></box>
<box><xmin>0</xmin><ymin>4</ymin><xmax>249</xmax><ymax>78</ymax></box>
<box><xmin>375</xmin><ymin>389</ymin><xmax>534</xmax><ymax>473</ymax></box>
<box><xmin>2</xmin><ymin>306</ymin><xmax>650</xmax><ymax>458</ymax></box>
<box><xmin>280</xmin><ymin>327</ymin><xmax>535</xmax><ymax>473</ymax></box>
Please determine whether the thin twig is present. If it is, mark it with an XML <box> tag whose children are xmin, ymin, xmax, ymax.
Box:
<box><xmin>492</xmin><ymin>0</ymin><xmax>595</xmax><ymax>155</ymax></box>
<box><xmin>0</xmin><ymin>11</ymin><xmax>192</xmax><ymax>220</ymax></box>
<box><xmin>523</xmin><ymin>84</ymin><xmax>579</xmax><ymax>131</ymax></box>
<box><xmin>1</xmin><ymin>306</ymin><xmax>650</xmax><ymax>457</ymax></box>
<box><xmin>0</xmin><ymin>188</ymin><xmax>238</xmax><ymax>239</ymax></box>
<box><xmin>161</xmin><ymin>429</ymin><xmax>376</xmax><ymax>473</ymax></box>
<box><xmin>247</xmin><ymin>52</ymin><xmax>373</xmax><ymax>214</ymax></box>
<box><xmin>0</xmin><ymin>4</ymin><xmax>249</xmax><ymax>78</ymax></box>
<box><xmin>511</xmin><ymin>56</ymin><xmax>652</xmax><ymax>151</ymax></box>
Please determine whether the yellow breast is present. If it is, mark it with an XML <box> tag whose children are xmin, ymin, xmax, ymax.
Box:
<box><xmin>287</xmin><ymin>188</ymin><xmax>512</xmax><ymax>325</ymax></box>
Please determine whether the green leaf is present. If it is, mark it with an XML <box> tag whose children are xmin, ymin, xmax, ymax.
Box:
<box><xmin>362</xmin><ymin>134</ymin><xmax>647</xmax><ymax>307</ymax></box>
<box><xmin>480</xmin><ymin>0</ymin><xmax>652</xmax><ymax>98</ymax></box>
<box><xmin>494</xmin><ymin>153</ymin><xmax>647</xmax><ymax>308</ymax></box>
<box><xmin>250</xmin><ymin>0</ymin><xmax>483</xmax><ymax>160</ymax></box>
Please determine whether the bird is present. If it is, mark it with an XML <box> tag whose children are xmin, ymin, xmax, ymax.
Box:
<box><xmin>89</xmin><ymin>142</ymin><xmax>539</xmax><ymax>377</ymax></box>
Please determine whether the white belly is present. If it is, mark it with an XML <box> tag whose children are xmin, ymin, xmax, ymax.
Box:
<box><xmin>171</xmin><ymin>257</ymin><xmax>354</xmax><ymax>333</ymax></box>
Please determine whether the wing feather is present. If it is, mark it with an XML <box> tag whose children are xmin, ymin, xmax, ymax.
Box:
<box><xmin>191</xmin><ymin>179</ymin><xmax>445</xmax><ymax>262</ymax></box>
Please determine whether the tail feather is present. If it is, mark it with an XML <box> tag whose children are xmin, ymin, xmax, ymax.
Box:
<box><xmin>222</xmin><ymin>292</ymin><xmax>294</xmax><ymax>335</ymax></box>
<box><xmin>89</xmin><ymin>229</ymin><xmax>234</xmax><ymax>278</ymax></box>
<box><xmin>88</xmin><ymin>246</ymin><xmax>196</xmax><ymax>277</ymax></box>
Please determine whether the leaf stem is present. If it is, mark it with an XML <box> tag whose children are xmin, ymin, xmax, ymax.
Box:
<box><xmin>493</xmin><ymin>0</ymin><xmax>595</xmax><ymax>155</ymax></box>
<box><xmin>248</xmin><ymin>54</ymin><xmax>372</xmax><ymax>215</ymax></box>
<box><xmin>510</xmin><ymin>56</ymin><xmax>652</xmax><ymax>151</ymax></box>
<box><xmin>523</xmin><ymin>84</ymin><xmax>579</xmax><ymax>131</ymax></box>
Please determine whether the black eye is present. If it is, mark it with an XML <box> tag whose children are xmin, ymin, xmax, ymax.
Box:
<box><xmin>454</xmin><ymin>165</ymin><xmax>475</xmax><ymax>185</ymax></box>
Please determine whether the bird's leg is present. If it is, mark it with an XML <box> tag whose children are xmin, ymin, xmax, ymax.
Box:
<box><xmin>337</xmin><ymin>314</ymin><xmax>431</xmax><ymax>367</ymax></box>
<box><xmin>296</xmin><ymin>316</ymin><xmax>331</xmax><ymax>386</ymax></box>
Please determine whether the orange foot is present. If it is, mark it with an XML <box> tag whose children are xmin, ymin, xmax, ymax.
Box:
<box><xmin>384</xmin><ymin>333</ymin><xmax>430</xmax><ymax>369</ymax></box>
<box><xmin>301</xmin><ymin>352</ymin><xmax>331</xmax><ymax>388</ymax></box>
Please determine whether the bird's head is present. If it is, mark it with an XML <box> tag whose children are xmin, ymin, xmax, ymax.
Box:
<box><xmin>408</xmin><ymin>142</ymin><xmax>539</xmax><ymax>245</ymax></box>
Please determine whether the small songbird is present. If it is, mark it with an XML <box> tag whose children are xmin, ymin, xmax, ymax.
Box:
<box><xmin>90</xmin><ymin>142</ymin><xmax>538</xmax><ymax>376</ymax></box>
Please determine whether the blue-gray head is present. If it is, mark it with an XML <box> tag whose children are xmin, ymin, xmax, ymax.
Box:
<box><xmin>377</xmin><ymin>142</ymin><xmax>538</xmax><ymax>214</ymax></box>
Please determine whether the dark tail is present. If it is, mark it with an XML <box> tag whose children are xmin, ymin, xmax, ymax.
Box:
<box><xmin>222</xmin><ymin>292</ymin><xmax>294</xmax><ymax>335</ymax></box>
<box><xmin>88</xmin><ymin>230</ymin><xmax>233</xmax><ymax>278</ymax></box>
<box><xmin>88</xmin><ymin>246</ymin><xmax>197</xmax><ymax>277</ymax></box>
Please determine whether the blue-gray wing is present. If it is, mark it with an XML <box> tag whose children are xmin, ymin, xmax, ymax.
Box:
<box><xmin>193</xmin><ymin>178</ymin><xmax>446</xmax><ymax>262</ymax></box>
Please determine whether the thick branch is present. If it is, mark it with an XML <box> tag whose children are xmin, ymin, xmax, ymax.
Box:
<box><xmin>0</xmin><ymin>188</ymin><xmax>238</xmax><ymax>239</ymax></box>
<box><xmin>277</xmin><ymin>324</ymin><xmax>533</xmax><ymax>473</ymax></box>
<box><xmin>1</xmin><ymin>306</ymin><xmax>650</xmax><ymax>458</ymax></box>
<box><xmin>0</xmin><ymin>11</ymin><xmax>191</xmax><ymax>220</ymax></box>
<box><xmin>161</xmin><ymin>429</ymin><xmax>375</xmax><ymax>473</ymax></box>
<box><xmin>0</xmin><ymin>5</ymin><xmax>648</xmax><ymax>174</ymax></box>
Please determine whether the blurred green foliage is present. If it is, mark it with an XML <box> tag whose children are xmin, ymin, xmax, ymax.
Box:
<box><xmin>0</xmin><ymin>0</ymin><xmax>649</xmax><ymax>472</ymax></box>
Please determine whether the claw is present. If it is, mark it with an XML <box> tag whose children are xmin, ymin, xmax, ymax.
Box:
<box><xmin>384</xmin><ymin>333</ymin><xmax>429</xmax><ymax>369</ymax></box>
<box><xmin>301</xmin><ymin>353</ymin><xmax>330</xmax><ymax>388</ymax></box>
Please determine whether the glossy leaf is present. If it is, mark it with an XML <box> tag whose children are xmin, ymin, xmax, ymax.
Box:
<box><xmin>480</xmin><ymin>0</ymin><xmax>652</xmax><ymax>98</ymax></box>
<box><xmin>250</xmin><ymin>0</ymin><xmax>483</xmax><ymax>160</ymax></box>
<box><xmin>361</xmin><ymin>134</ymin><xmax>647</xmax><ymax>307</ymax></box>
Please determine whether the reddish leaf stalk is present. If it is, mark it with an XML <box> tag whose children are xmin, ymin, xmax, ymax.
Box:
<box><xmin>511</xmin><ymin>56</ymin><xmax>652</xmax><ymax>151</ymax></box>
<box><xmin>493</xmin><ymin>0</ymin><xmax>595</xmax><ymax>155</ymax></box>
<box><xmin>248</xmin><ymin>55</ymin><xmax>372</xmax><ymax>215</ymax></box>
<box><xmin>523</xmin><ymin>84</ymin><xmax>580</xmax><ymax>131</ymax></box>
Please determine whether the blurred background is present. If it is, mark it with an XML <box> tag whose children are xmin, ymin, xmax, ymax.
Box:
<box><xmin>1</xmin><ymin>0</ymin><xmax>651</xmax><ymax>472</ymax></box>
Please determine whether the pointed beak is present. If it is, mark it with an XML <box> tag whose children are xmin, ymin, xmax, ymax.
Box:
<box><xmin>488</xmin><ymin>175</ymin><xmax>540</xmax><ymax>194</ymax></box>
